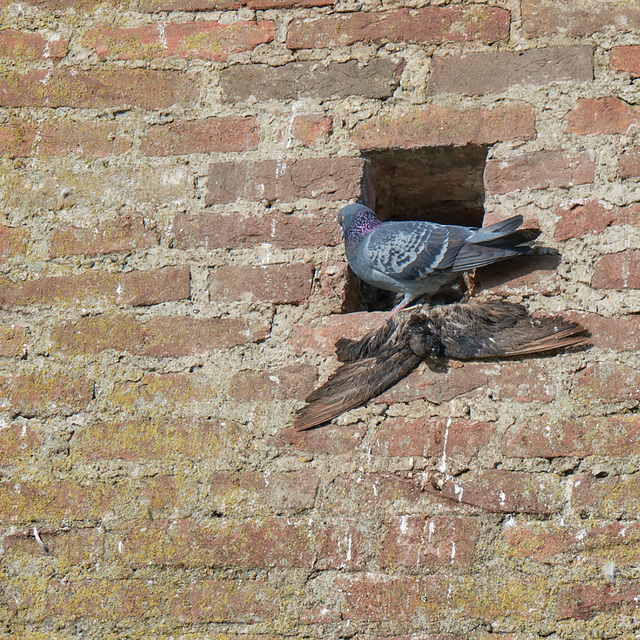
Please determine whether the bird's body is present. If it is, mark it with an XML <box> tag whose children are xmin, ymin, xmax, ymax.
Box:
<box><xmin>338</xmin><ymin>204</ymin><xmax>541</xmax><ymax>311</ymax></box>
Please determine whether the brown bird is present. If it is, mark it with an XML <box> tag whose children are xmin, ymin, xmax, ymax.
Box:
<box><xmin>293</xmin><ymin>300</ymin><xmax>589</xmax><ymax>431</ymax></box>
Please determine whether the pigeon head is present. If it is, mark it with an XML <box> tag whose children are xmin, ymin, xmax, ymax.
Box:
<box><xmin>337</xmin><ymin>204</ymin><xmax>381</xmax><ymax>244</ymax></box>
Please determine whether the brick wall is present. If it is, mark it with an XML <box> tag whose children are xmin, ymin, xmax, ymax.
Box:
<box><xmin>1</xmin><ymin>0</ymin><xmax>639</xmax><ymax>637</ymax></box>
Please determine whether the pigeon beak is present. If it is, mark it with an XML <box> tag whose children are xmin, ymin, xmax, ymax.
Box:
<box><xmin>340</xmin><ymin>227</ymin><xmax>344</xmax><ymax>241</ymax></box>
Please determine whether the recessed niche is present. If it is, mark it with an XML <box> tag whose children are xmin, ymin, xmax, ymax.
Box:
<box><xmin>343</xmin><ymin>145</ymin><xmax>489</xmax><ymax>312</ymax></box>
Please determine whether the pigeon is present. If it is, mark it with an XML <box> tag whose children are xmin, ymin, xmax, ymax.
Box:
<box><xmin>338</xmin><ymin>204</ymin><xmax>541</xmax><ymax>314</ymax></box>
<box><xmin>293</xmin><ymin>300</ymin><xmax>589</xmax><ymax>431</ymax></box>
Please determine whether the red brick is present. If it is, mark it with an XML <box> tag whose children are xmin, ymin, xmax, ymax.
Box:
<box><xmin>567</xmin><ymin>312</ymin><xmax>640</xmax><ymax>352</ymax></box>
<box><xmin>274</xmin><ymin>423</ymin><xmax>367</xmax><ymax>455</ymax></box>
<box><xmin>483</xmin><ymin>204</ymin><xmax>541</xmax><ymax>230</ymax></box>
<box><xmin>485</xmin><ymin>150</ymin><xmax>595</xmax><ymax>194</ymax></box>
<box><xmin>140</xmin><ymin>0</ymin><xmax>332</xmax><ymax>8</ymax></box>
<box><xmin>0</xmin><ymin>423</ymin><xmax>43</xmax><ymax>461</ymax></box>
<box><xmin>428</xmin><ymin>46</ymin><xmax>593</xmax><ymax>96</ymax></box>
<box><xmin>0</xmin><ymin>225</ymin><xmax>28</xmax><ymax>257</ymax></box>
<box><xmin>206</xmin><ymin>157</ymin><xmax>367</xmax><ymax>204</ymax></box>
<box><xmin>51</xmin><ymin>315</ymin><xmax>267</xmax><ymax>356</ymax></box>
<box><xmin>592</xmin><ymin>251</ymin><xmax>640</xmax><ymax>290</ymax></box>
<box><xmin>610</xmin><ymin>45</ymin><xmax>640</xmax><ymax>78</ymax></box>
<box><xmin>174</xmin><ymin>209</ymin><xmax>340</xmax><ymax>251</ymax></box>
<box><xmin>0</xmin><ymin>372</ymin><xmax>93</xmax><ymax>418</ymax></box>
<box><xmin>0</xmin><ymin>266</ymin><xmax>190</xmax><ymax>308</ymax></box>
<box><xmin>0</xmin><ymin>480</ymin><xmax>114</xmax><ymax>523</ymax></box>
<box><xmin>572</xmin><ymin>474</ymin><xmax>640</xmax><ymax>519</ymax></box>
<box><xmin>380</xmin><ymin>515</ymin><xmax>480</xmax><ymax>568</ymax></box>
<box><xmin>554</xmin><ymin>199</ymin><xmax>640</xmax><ymax>240</ymax></box>
<box><xmin>373</xmin><ymin>417</ymin><xmax>494</xmax><ymax>459</ymax></box>
<box><xmin>0</xmin><ymin>30</ymin><xmax>67</xmax><ymax>60</ymax></box>
<box><xmin>229</xmin><ymin>364</ymin><xmax>316</xmax><ymax>402</ymax></box>
<box><xmin>438</xmin><ymin>470</ymin><xmax>564</xmax><ymax>514</ymax></box>
<box><xmin>105</xmin><ymin>372</ymin><xmax>214</xmax><ymax>414</ymax></box>
<box><xmin>208</xmin><ymin>470</ymin><xmax>319</xmax><ymax>515</ymax></box>
<box><xmin>567</xmin><ymin>97</ymin><xmax>640</xmax><ymax>135</ymax></box>
<box><xmin>141</xmin><ymin>117</ymin><xmax>257</xmax><ymax>156</ymax></box>
<box><xmin>501</xmin><ymin>519</ymin><xmax>640</xmax><ymax>566</ymax></box>
<box><xmin>221</xmin><ymin>59</ymin><xmax>402</xmax><ymax>102</ymax></box>
<box><xmin>209</xmin><ymin>263</ymin><xmax>313</xmax><ymax>304</ymax></box>
<box><xmin>326</xmin><ymin>472</ymin><xmax>444</xmax><ymax>515</ymax></box>
<box><xmin>287</xmin><ymin>6</ymin><xmax>509</xmax><ymax>49</ymax></box>
<box><xmin>46</xmin><ymin>578</ymin><xmax>278</xmax><ymax>623</ymax></box>
<box><xmin>352</xmin><ymin>103</ymin><xmax>535</xmax><ymax>151</ymax></box>
<box><xmin>619</xmin><ymin>147</ymin><xmax>640</xmax><ymax>179</ymax></box>
<box><xmin>476</xmin><ymin>254</ymin><xmax>561</xmax><ymax>297</ymax></box>
<box><xmin>288</xmin><ymin>113</ymin><xmax>332</xmax><ymax>146</ymax></box>
<box><xmin>84</xmin><ymin>21</ymin><xmax>274</xmax><ymax>61</ymax></box>
<box><xmin>0</xmin><ymin>69</ymin><xmax>198</xmax><ymax>109</ymax></box>
<box><xmin>557</xmin><ymin>583</ymin><xmax>640</xmax><ymax>620</ymax></box>
<box><xmin>49</xmin><ymin>215</ymin><xmax>157</xmax><ymax>257</ymax></box>
<box><xmin>572</xmin><ymin>363</ymin><xmax>640</xmax><ymax>403</ymax></box>
<box><xmin>117</xmin><ymin>517</ymin><xmax>362</xmax><ymax>569</ymax></box>
<box><xmin>503</xmin><ymin>415</ymin><xmax>640</xmax><ymax>459</ymax></box>
<box><xmin>73</xmin><ymin>418</ymin><xmax>248</xmax><ymax>462</ymax></box>
<box><xmin>2</xmin><ymin>527</ymin><xmax>102</xmax><ymax>567</ymax></box>
<box><xmin>0</xmin><ymin>324</ymin><xmax>28</xmax><ymax>357</ymax></box>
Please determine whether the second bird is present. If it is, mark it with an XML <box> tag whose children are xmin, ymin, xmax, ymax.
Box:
<box><xmin>338</xmin><ymin>204</ymin><xmax>540</xmax><ymax>313</ymax></box>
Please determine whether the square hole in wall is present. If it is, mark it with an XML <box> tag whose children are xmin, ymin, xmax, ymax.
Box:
<box><xmin>343</xmin><ymin>144</ymin><xmax>489</xmax><ymax>311</ymax></box>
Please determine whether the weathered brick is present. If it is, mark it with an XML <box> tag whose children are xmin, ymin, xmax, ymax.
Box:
<box><xmin>502</xmin><ymin>415</ymin><xmax>640</xmax><ymax>459</ymax></box>
<box><xmin>208</xmin><ymin>470</ymin><xmax>319</xmax><ymax>515</ymax></box>
<box><xmin>287</xmin><ymin>113</ymin><xmax>332</xmax><ymax>146</ymax></box>
<box><xmin>0</xmin><ymin>69</ymin><xmax>198</xmax><ymax>109</ymax></box>
<box><xmin>373</xmin><ymin>417</ymin><xmax>494</xmax><ymax>459</ymax></box>
<box><xmin>557</xmin><ymin>583</ymin><xmax>640</xmax><ymax>620</ymax></box>
<box><xmin>0</xmin><ymin>372</ymin><xmax>93</xmax><ymax>418</ymax></box>
<box><xmin>140</xmin><ymin>0</ymin><xmax>332</xmax><ymax>10</ymax></box>
<box><xmin>572</xmin><ymin>474</ymin><xmax>640</xmax><ymax>519</ymax></box>
<box><xmin>0</xmin><ymin>266</ymin><xmax>190</xmax><ymax>308</ymax></box>
<box><xmin>174</xmin><ymin>209</ymin><xmax>341</xmax><ymax>251</ymax></box>
<box><xmin>83</xmin><ymin>21</ymin><xmax>274</xmax><ymax>61</ymax></box>
<box><xmin>287</xmin><ymin>6</ymin><xmax>509</xmax><ymax>49</ymax></box>
<box><xmin>105</xmin><ymin>372</ymin><xmax>215</xmax><ymax>414</ymax></box>
<box><xmin>0</xmin><ymin>225</ymin><xmax>28</xmax><ymax>258</ymax></box>
<box><xmin>141</xmin><ymin>117</ymin><xmax>257</xmax><ymax>156</ymax></box>
<box><xmin>554</xmin><ymin>200</ymin><xmax>640</xmax><ymax>241</ymax></box>
<box><xmin>572</xmin><ymin>363</ymin><xmax>640</xmax><ymax>404</ymax></box>
<box><xmin>73</xmin><ymin>418</ymin><xmax>247</xmax><ymax>461</ymax></box>
<box><xmin>209</xmin><ymin>264</ymin><xmax>313</xmax><ymax>304</ymax></box>
<box><xmin>476</xmin><ymin>254</ymin><xmax>561</xmax><ymax>297</ymax></box>
<box><xmin>380</xmin><ymin>515</ymin><xmax>480</xmax><ymax>568</ymax></box>
<box><xmin>51</xmin><ymin>315</ymin><xmax>267</xmax><ymax>356</ymax></box>
<box><xmin>0</xmin><ymin>324</ymin><xmax>28</xmax><ymax>357</ymax></box>
<box><xmin>567</xmin><ymin>312</ymin><xmax>640</xmax><ymax>352</ymax></box>
<box><xmin>566</xmin><ymin>97</ymin><xmax>640</xmax><ymax>135</ymax></box>
<box><xmin>274</xmin><ymin>423</ymin><xmax>367</xmax><ymax>455</ymax></box>
<box><xmin>0</xmin><ymin>422</ymin><xmax>43</xmax><ymax>460</ymax></box>
<box><xmin>429</xmin><ymin>46</ymin><xmax>593</xmax><ymax>96</ymax></box>
<box><xmin>46</xmin><ymin>578</ymin><xmax>278</xmax><ymax>623</ymax></box>
<box><xmin>220</xmin><ymin>59</ymin><xmax>402</xmax><ymax>102</ymax></box>
<box><xmin>592</xmin><ymin>252</ymin><xmax>640</xmax><ymax>290</ymax></box>
<box><xmin>228</xmin><ymin>364</ymin><xmax>316</xmax><ymax>402</ymax></box>
<box><xmin>3</xmin><ymin>165</ymin><xmax>190</xmax><ymax>212</ymax></box>
<box><xmin>501</xmin><ymin>519</ymin><xmax>640</xmax><ymax>566</ymax></box>
<box><xmin>0</xmin><ymin>30</ymin><xmax>67</xmax><ymax>60</ymax></box>
<box><xmin>484</xmin><ymin>150</ymin><xmax>595</xmax><ymax>194</ymax></box>
<box><xmin>438</xmin><ymin>470</ymin><xmax>564</xmax><ymax>514</ymax></box>
<box><xmin>352</xmin><ymin>103</ymin><xmax>535</xmax><ymax>151</ymax></box>
<box><xmin>610</xmin><ymin>45</ymin><xmax>640</xmax><ymax>78</ymax></box>
<box><xmin>0</xmin><ymin>480</ymin><xmax>114</xmax><ymax>523</ymax></box>
<box><xmin>117</xmin><ymin>517</ymin><xmax>361</xmax><ymax>569</ymax></box>
<box><xmin>522</xmin><ymin>0</ymin><xmax>640</xmax><ymax>37</ymax></box>
<box><xmin>206</xmin><ymin>157</ymin><xmax>366</xmax><ymax>204</ymax></box>
<box><xmin>619</xmin><ymin>147</ymin><xmax>640</xmax><ymax>179</ymax></box>
<box><xmin>49</xmin><ymin>215</ymin><xmax>158</xmax><ymax>257</ymax></box>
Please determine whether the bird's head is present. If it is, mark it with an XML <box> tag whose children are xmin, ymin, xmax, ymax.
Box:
<box><xmin>337</xmin><ymin>204</ymin><xmax>381</xmax><ymax>242</ymax></box>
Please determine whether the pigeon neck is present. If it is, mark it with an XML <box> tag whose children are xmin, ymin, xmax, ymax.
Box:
<box><xmin>346</xmin><ymin>211</ymin><xmax>382</xmax><ymax>244</ymax></box>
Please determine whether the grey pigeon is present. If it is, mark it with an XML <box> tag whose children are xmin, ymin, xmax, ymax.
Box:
<box><xmin>338</xmin><ymin>204</ymin><xmax>541</xmax><ymax>313</ymax></box>
<box><xmin>293</xmin><ymin>300</ymin><xmax>589</xmax><ymax>431</ymax></box>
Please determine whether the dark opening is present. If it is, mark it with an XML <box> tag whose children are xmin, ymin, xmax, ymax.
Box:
<box><xmin>344</xmin><ymin>145</ymin><xmax>489</xmax><ymax>312</ymax></box>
